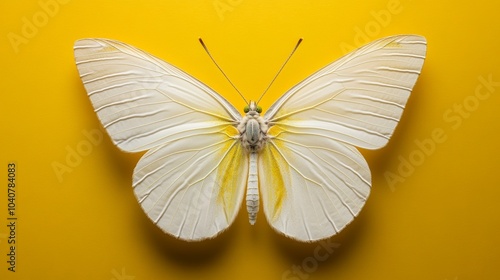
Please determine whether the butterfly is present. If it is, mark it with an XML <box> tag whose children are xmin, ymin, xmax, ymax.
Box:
<box><xmin>74</xmin><ymin>35</ymin><xmax>426</xmax><ymax>242</ymax></box>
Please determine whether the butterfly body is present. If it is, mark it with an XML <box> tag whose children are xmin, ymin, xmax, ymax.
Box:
<box><xmin>236</xmin><ymin>101</ymin><xmax>269</xmax><ymax>224</ymax></box>
<box><xmin>74</xmin><ymin>35</ymin><xmax>426</xmax><ymax>241</ymax></box>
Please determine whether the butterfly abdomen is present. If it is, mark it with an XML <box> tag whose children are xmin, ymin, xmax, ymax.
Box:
<box><xmin>247</xmin><ymin>152</ymin><xmax>259</xmax><ymax>225</ymax></box>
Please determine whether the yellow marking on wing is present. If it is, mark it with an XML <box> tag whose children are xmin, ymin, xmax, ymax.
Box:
<box><xmin>219</xmin><ymin>123</ymin><xmax>239</xmax><ymax>137</ymax></box>
<box><xmin>267</xmin><ymin>124</ymin><xmax>287</xmax><ymax>138</ymax></box>
<box><xmin>261</xmin><ymin>142</ymin><xmax>289</xmax><ymax>221</ymax></box>
<box><xmin>216</xmin><ymin>125</ymin><xmax>244</xmax><ymax>222</ymax></box>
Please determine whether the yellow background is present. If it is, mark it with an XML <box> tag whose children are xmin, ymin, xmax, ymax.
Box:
<box><xmin>1</xmin><ymin>0</ymin><xmax>499</xmax><ymax>279</ymax></box>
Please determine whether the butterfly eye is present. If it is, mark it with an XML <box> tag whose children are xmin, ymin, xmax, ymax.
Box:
<box><xmin>244</xmin><ymin>106</ymin><xmax>250</xmax><ymax>113</ymax></box>
<box><xmin>256</xmin><ymin>106</ymin><xmax>262</xmax><ymax>113</ymax></box>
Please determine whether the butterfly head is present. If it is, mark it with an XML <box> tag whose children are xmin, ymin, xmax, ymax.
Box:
<box><xmin>244</xmin><ymin>101</ymin><xmax>262</xmax><ymax>116</ymax></box>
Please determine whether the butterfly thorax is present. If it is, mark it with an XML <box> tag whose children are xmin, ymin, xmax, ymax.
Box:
<box><xmin>238</xmin><ymin>101</ymin><xmax>268</xmax><ymax>153</ymax></box>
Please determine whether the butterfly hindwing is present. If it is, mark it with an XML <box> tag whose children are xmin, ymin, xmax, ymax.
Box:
<box><xmin>133</xmin><ymin>126</ymin><xmax>248</xmax><ymax>240</ymax></box>
<box><xmin>259</xmin><ymin>128</ymin><xmax>370</xmax><ymax>241</ymax></box>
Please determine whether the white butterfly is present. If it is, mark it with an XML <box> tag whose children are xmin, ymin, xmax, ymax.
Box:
<box><xmin>74</xmin><ymin>35</ymin><xmax>426</xmax><ymax>242</ymax></box>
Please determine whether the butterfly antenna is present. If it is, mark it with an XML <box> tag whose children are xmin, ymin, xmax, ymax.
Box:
<box><xmin>257</xmin><ymin>38</ymin><xmax>303</xmax><ymax>104</ymax></box>
<box><xmin>199</xmin><ymin>38</ymin><xmax>248</xmax><ymax>104</ymax></box>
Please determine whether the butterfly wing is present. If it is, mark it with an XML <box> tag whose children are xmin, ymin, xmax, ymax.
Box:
<box><xmin>133</xmin><ymin>127</ymin><xmax>248</xmax><ymax>240</ymax></box>
<box><xmin>259</xmin><ymin>129</ymin><xmax>371</xmax><ymax>241</ymax></box>
<box><xmin>74</xmin><ymin>39</ymin><xmax>246</xmax><ymax>240</ymax></box>
<box><xmin>74</xmin><ymin>39</ymin><xmax>241</xmax><ymax>152</ymax></box>
<box><xmin>265</xmin><ymin>35</ymin><xmax>427</xmax><ymax>149</ymax></box>
<box><xmin>261</xmin><ymin>35</ymin><xmax>427</xmax><ymax>241</ymax></box>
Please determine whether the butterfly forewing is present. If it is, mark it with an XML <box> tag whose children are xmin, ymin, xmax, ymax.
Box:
<box><xmin>265</xmin><ymin>35</ymin><xmax>427</xmax><ymax>149</ymax></box>
<box><xmin>74</xmin><ymin>39</ymin><xmax>241</xmax><ymax>152</ymax></box>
